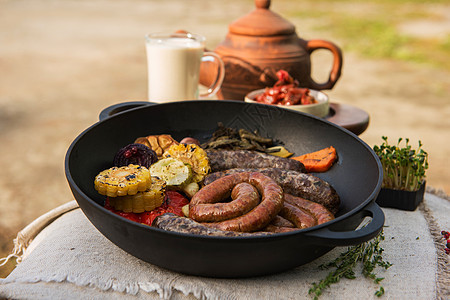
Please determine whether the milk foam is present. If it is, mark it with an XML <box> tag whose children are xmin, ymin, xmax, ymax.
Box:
<box><xmin>153</xmin><ymin>37</ymin><xmax>203</xmax><ymax>48</ymax></box>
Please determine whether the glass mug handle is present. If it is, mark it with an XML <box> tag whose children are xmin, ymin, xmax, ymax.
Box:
<box><xmin>199</xmin><ymin>52</ymin><xmax>225</xmax><ymax>99</ymax></box>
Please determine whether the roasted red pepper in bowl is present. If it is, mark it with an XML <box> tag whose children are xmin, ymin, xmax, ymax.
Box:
<box><xmin>255</xmin><ymin>70</ymin><xmax>317</xmax><ymax>106</ymax></box>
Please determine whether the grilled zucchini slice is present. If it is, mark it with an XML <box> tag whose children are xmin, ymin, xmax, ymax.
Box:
<box><xmin>150</xmin><ymin>157</ymin><xmax>192</xmax><ymax>186</ymax></box>
<box><xmin>163</xmin><ymin>143</ymin><xmax>211</xmax><ymax>183</ymax></box>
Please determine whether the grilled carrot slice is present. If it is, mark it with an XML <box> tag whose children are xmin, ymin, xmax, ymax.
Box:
<box><xmin>291</xmin><ymin>146</ymin><xmax>337</xmax><ymax>172</ymax></box>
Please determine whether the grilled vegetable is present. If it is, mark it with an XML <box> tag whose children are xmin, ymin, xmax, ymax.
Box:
<box><xmin>108</xmin><ymin>177</ymin><xmax>166</xmax><ymax>213</ymax></box>
<box><xmin>181</xmin><ymin>204</ymin><xmax>189</xmax><ymax>217</ymax></box>
<box><xmin>150</xmin><ymin>157</ymin><xmax>192</xmax><ymax>186</ymax></box>
<box><xmin>105</xmin><ymin>199</ymin><xmax>142</xmax><ymax>222</ymax></box>
<box><xmin>180</xmin><ymin>137</ymin><xmax>200</xmax><ymax>145</ymax></box>
<box><xmin>201</xmin><ymin>123</ymin><xmax>273</xmax><ymax>152</ymax></box>
<box><xmin>265</xmin><ymin>146</ymin><xmax>293</xmax><ymax>158</ymax></box>
<box><xmin>181</xmin><ymin>181</ymin><xmax>199</xmax><ymax>198</ymax></box>
<box><xmin>135</xmin><ymin>134</ymin><xmax>179</xmax><ymax>158</ymax></box>
<box><xmin>113</xmin><ymin>143</ymin><xmax>158</xmax><ymax>168</ymax></box>
<box><xmin>163</xmin><ymin>143</ymin><xmax>211</xmax><ymax>183</ymax></box>
<box><xmin>94</xmin><ymin>164</ymin><xmax>152</xmax><ymax>197</ymax></box>
<box><xmin>114</xmin><ymin>143</ymin><xmax>158</xmax><ymax>168</ymax></box>
<box><xmin>140</xmin><ymin>191</ymin><xmax>190</xmax><ymax>226</ymax></box>
<box><xmin>291</xmin><ymin>146</ymin><xmax>337</xmax><ymax>172</ymax></box>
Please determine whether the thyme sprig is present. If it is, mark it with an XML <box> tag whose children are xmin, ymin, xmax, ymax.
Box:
<box><xmin>373</xmin><ymin>136</ymin><xmax>428</xmax><ymax>191</ymax></box>
<box><xmin>308</xmin><ymin>230</ymin><xmax>392</xmax><ymax>299</ymax></box>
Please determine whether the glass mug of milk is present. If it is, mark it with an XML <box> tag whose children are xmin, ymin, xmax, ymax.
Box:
<box><xmin>145</xmin><ymin>32</ymin><xmax>225</xmax><ymax>102</ymax></box>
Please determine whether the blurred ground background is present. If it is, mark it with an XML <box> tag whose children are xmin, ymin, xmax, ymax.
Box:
<box><xmin>0</xmin><ymin>0</ymin><xmax>449</xmax><ymax>277</ymax></box>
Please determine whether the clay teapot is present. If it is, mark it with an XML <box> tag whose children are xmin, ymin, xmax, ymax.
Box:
<box><xmin>200</xmin><ymin>0</ymin><xmax>343</xmax><ymax>100</ymax></box>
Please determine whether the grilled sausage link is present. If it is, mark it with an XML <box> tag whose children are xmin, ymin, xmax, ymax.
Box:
<box><xmin>270</xmin><ymin>215</ymin><xmax>295</xmax><ymax>228</ymax></box>
<box><xmin>284</xmin><ymin>193</ymin><xmax>335</xmax><ymax>225</ymax></box>
<box><xmin>261</xmin><ymin>197</ymin><xmax>334</xmax><ymax>233</ymax></box>
<box><xmin>206</xmin><ymin>149</ymin><xmax>305</xmax><ymax>173</ymax></box>
<box><xmin>279</xmin><ymin>202</ymin><xmax>317</xmax><ymax>229</ymax></box>
<box><xmin>203</xmin><ymin>168</ymin><xmax>340</xmax><ymax>214</ymax></box>
<box><xmin>262</xmin><ymin>224</ymin><xmax>298</xmax><ymax>233</ymax></box>
<box><xmin>189</xmin><ymin>182</ymin><xmax>260</xmax><ymax>222</ymax></box>
<box><xmin>190</xmin><ymin>172</ymin><xmax>284</xmax><ymax>232</ymax></box>
<box><xmin>153</xmin><ymin>213</ymin><xmax>271</xmax><ymax>237</ymax></box>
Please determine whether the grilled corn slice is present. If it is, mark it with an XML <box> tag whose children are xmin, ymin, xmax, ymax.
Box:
<box><xmin>163</xmin><ymin>143</ymin><xmax>211</xmax><ymax>183</ymax></box>
<box><xmin>94</xmin><ymin>164</ymin><xmax>152</xmax><ymax>197</ymax></box>
<box><xmin>150</xmin><ymin>157</ymin><xmax>192</xmax><ymax>186</ymax></box>
<box><xmin>108</xmin><ymin>176</ymin><xmax>166</xmax><ymax>213</ymax></box>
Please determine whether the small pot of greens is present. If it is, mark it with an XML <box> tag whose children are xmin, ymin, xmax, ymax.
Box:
<box><xmin>373</xmin><ymin>136</ymin><xmax>428</xmax><ymax>211</ymax></box>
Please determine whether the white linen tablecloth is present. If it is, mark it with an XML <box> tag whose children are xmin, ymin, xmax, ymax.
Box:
<box><xmin>0</xmin><ymin>190</ymin><xmax>449</xmax><ymax>300</ymax></box>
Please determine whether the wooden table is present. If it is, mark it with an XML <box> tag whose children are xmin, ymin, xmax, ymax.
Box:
<box><xmin>326</xmin><ymin>102</ymin><xmax>370</xmax><ymax>136</ymax></box>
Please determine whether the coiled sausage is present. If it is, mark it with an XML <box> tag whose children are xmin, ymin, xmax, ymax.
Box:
<box><xmin>189</xmin><ymin>182</ymin><xmax>260</xmax><ymax>222</ymax></box>
<box><xmin>203</xmin><ymin>167</ymin><xmax>340</xmax><ymax>214</ymax></box>
<box><xmin>190</xmin><ymin>172</ymin><xmax>284</xmax><ymax>232</ymax></box>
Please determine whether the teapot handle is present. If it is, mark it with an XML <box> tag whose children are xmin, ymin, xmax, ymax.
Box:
<box><xmin>305</xmin><ymin>39</ymin><xmax>343</xmax><ymax>90</ymax></box>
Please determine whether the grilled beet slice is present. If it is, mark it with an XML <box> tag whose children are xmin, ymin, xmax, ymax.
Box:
<box><xmin>114</xmin><ymin>143</ymin><xmax>158</xmax><ymax>168</ymax></box>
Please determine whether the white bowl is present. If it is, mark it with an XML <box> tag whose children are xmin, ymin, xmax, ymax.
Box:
<box><xmin>245</xmin><ymin>88</ymin><xmax>330</xmax><ymax>118</ymax></box>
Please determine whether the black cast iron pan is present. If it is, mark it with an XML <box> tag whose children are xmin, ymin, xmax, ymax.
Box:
<box><xmin>65</xmin><ymin>100</ymin><xmax>384</xmax><ymax>278</ymax></box>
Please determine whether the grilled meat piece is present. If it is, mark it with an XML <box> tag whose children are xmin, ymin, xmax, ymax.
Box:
<box><xmin>153</xmin><ymin>213</ymin><xmax>271</xmax><ymax>237</ymax></box>
<box><xmin>206</xmin><ymin>149</ymin><xmax>305</xmax><ymax>173</ymax></box>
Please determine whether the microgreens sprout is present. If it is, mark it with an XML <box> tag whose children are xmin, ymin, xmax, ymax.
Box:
<box><xmin>373</xmin><ymin>136</ymin><xmax>428</xmax><ymax>191</ymax></box>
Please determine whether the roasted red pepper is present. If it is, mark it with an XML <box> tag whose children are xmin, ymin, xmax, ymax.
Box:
<box><xmin>104</xmin><ymin>198</ymin><xmax>142</xmax><ymax>222</ymax></box>
<box><xmin>105</xmin><ymin>191</ymin><xmax>189</xmax><ymax>226</ymax></box>
<box><xmin>255</xmin><ymin>70</ymin><xmax>317</xmax><ymax>106</ymax></box>
<box><xmin>140</xmin><ymin>205</ymin><xmax>173</xmax><ymax>226</ymax></box>
<box><xmin>165</xmin><ymin>190</ymin><xmax>189</xmax><ymax>215</ymax></box>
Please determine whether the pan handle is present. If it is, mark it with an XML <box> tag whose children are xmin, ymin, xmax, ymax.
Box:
<box><xmin>99</xmin><ymin>101</ymin><xmax>157</xmax><ymax>121</ymax></box>
<box><xmin>304</xmin><ymin>202</ymin><xmax>385</xmax><ymax>246</ymax></box>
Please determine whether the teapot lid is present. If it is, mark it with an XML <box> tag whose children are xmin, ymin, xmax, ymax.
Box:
<box><xmin>229</xmin><ymin>0</ymin><xmax>295</xmax><ymax>36</ymax></box>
